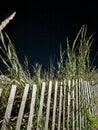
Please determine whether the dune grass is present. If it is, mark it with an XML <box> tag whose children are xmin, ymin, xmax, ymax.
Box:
<box><xmin>0</xmin><ymin>25</ymin><xmax>97</xmax><ymax>84</ymax></box>
<box><xmin>0</xmin><ymin>25</ymin><xmax>98</xmax><ymax>129</ymax></box>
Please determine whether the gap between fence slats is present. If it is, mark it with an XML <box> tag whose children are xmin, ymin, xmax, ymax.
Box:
<box><xmin>15</xmin><ymin>84</ymin><xmax>29</xmax><ymax>130</ymax></box>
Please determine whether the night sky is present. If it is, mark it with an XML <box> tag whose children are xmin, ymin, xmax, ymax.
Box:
<box><xmin>0</xmin><ymin>0</ymin><xmax>98</xmax><ymax>71</ymax></box>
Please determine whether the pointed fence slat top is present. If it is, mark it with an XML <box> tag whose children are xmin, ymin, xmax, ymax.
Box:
<box><xmin>15</xmin><ymin>84</ymin><xmax>29</xmax><ymax>130</ymax></box>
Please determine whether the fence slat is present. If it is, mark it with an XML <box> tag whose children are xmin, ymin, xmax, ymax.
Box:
<box><xmin>78</xmin><ymin>79</ymin><xmax>82</xmax><ymax>130</ymax></box>
<box><xmin>27</xmin><ymin>84</ymin><xmax>37</xmax><ymax>130</ymax></box>
<box><xmin>63</xmin><ymin>81</ymin><xmax>66</xmax><ymax>130</ymax></box>
<box><xmin>72</xmin><ymin>80</ymin><xmax>75</xmax><ymax>130</ymax></box>
<box><xmin>93</xmin><ymin>85</ymin><xmax>97</xmax><ymax>115</ymax></box>
<box><xmin>45</xmin><ymin>81</ymin><xmax>52</xmax><ymax>130</ymax></box>
<box><xmin>15</xmin><ymin>84</ymin><xmax>29</xmax><ymax>130</ymax></box>
<box><xmin>37</xmin><ymin>82</ymin><xmax>46</xmax><ymax>130</ymax></box>
<box><xmin>58</xmin><ymin>83</ymin><xmax>63</xmax><ymax>130</ymax></box>
<box><xmin>67</xmin><ymin>80</ymin><xmax>71</xmax><ymax>130</ymax></box>
<box><xmin>52</xmin><ymin>81</ymin><xmax>58</xmax><ymax>130</ymax></box>
<box><xmin>84</xmin><ymin>81</ymin><xmax>87</xmax><ymax>126</ymax></box>
<box><xmin>76</xmin><ymin>80</ymin><xmax>79</xmax><ymax>130</ymax></box>
<box><xmin>88</xmin><ymin>84</ymin><xmax>92</xmax><ymax>113</ymax></box>
<box><xmin>0</xmin><ymin>88</ymin><xmax>3</xmax><ymax>97</ymax></box>
<box><xmin>81</xmin><ymin>80</ymin><xmax>85</xmax><ymax>128</ymax></box>
<box><xmin>1</xmin><ymin>85</ymin><xmax>17</xmax><ymax>130</ymax></box>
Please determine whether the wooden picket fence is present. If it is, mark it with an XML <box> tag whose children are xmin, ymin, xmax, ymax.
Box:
<box><xmin>0</xmin><ymin>79</ymin><xmax>98</xmax><ymax>130</ymax></box>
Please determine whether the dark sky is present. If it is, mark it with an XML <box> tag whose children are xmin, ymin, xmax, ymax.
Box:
<box><xmin>0</xmin><ymin>0</ymin><xmax>98</xmax><ymax>71</ymax></box>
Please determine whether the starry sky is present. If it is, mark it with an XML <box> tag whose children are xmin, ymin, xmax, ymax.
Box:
<box><xmin>0</xmin><ymin>0</ymin><xmax>98</xmax><ymax>71</ymax></box>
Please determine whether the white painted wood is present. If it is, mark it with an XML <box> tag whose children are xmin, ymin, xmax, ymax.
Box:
<box><xmin>37</xmin><ymin>82</ymin><xmax>46</xmax><ymax>130</ymax></box>
<box><xmin>45</xmin><ymin>81</ymin><xmax>52</xmax><ymax>130</ymax></box>
<box><xmin>0</xmin><ymin>88</ymin><xmax>2</xmax><ymax>97</ymax></box>
<box><xmin>15</xmin><ymin>84</ymin><xmax>29</xmax><ymax>130</ymax></box>
<box><xmin>58</xmin><ymin>82</ymin><xmax>63</xmax><ymax>130</ymax></box>
<box><xmin>27</xmin><ymin>84</ymin><xmax>37</xmax><ymax>130</ymax></box>
<box><xmin>52</xmin><ymin>81</ymin><xmax>58</xmax><ymax>130</ymax></box>
<box><xmin>1</xmin><ymin>85</ymin><xmax>17</xmax><ymax>130</ymax></box>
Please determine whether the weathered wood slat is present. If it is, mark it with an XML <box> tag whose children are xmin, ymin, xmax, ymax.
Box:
<box><xmin>67</xmin><ymin>80</ymin><xmax>71</xmax><ymax>130</ymax></box>
<box><xmin>78</xmin><ymin>79</ymin><xmax>82</xmax><ymax>130</ymax></box>
<box><xmin>1</xmin><ymin>85</ymin><xmax>17</xmax><ymax>130</ymax></box>
<box><xmin>63</xmin><ymin>81</ymin><xmax>66</xmax><ymax>130</ymax></box>
<box><xmin>0</xmin><ymin>88</ymin><xmax>2</xmax><ymax>97</ymax></box>
<box><xmin>94</xmin><ymin>85</ymin><xmax>97</xmax><ymax>115</ymax></box>
<box><xmin>72</xmin><ymin>79</ymin><xmax>75</xmax><ymax>130</ymax></box>
<box><xmin>45</xmin><ymin>81</ymin><xmax>52</xmax><ymax>130</ymax></box>
<box><xmin>58</xmin><ymin>83</ymin><xmax>63</xmax><ymax>130</ymax></box>
<box><xmin>37</xmin><ymin>82</ymin><xmax>46</xmax><ymax>130</ymax></box>
<box><xmin>81</xmin><ymin>80</ymin><xmax>85</xmax><ymax>128</ymax></box>
<box><xmin>92</xmin><ymin>85</ymin><xmax>95</xmax><ymax>114</ymax></box>
<box><xmin>27</xmin><ymin>84</ymin><xmax>37</xmax><ymax>130</ymax></box>
<box><xmin>87</xmin><ymin>82</ymin><xmax>90</xmax><ymax>113</ymax></box>
<box><xmin>15</xmin><ymin>84</ymin><xmax>29</xmax><ymax>130</ymax></box>
<box><xmin>84</xmin><ymin>81</ymin><xmax>87</xmax><ymax>126</ymax></box>
<box><xmin>52</xmin><ymin>81</ymin><xmax>58</xmax><ymax>130</ymax></box>
<box><xmin>75</xmin><ymin>80</ymin><xmax>79</xmax><ymax>130</ymax></box>
<box><xmin>88</xmin><ymin>85</ymin><xmax>92</xmax><ymax>113</ymax></box>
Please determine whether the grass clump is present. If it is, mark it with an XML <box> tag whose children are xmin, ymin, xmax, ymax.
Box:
<box><xmin>0</xmin><ymin>32</ymin><xmax>31</xmax><ymax>86</ymax></box>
